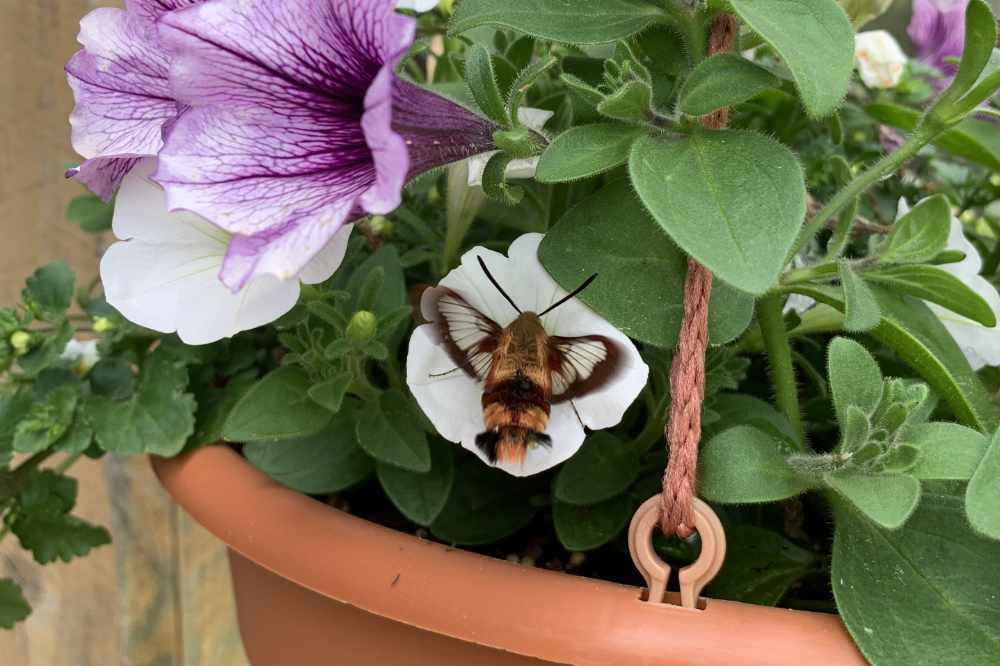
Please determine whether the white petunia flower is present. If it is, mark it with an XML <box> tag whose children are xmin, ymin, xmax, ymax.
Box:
<box><xmin>396</xmin><ymin>0</ymin><xmax>440</xmax><ymax>12</ymax></box>
<box><xmin>406</xmin><ymin>233</ymin><xmax>649</xmax><ymax>476</ymax></box>
<box><xmin>896</xmin><ymin>199</ymin><xmax>1000</xmax><ymax>369</ymax></box>
<box><xmin>61</xmin><ymin>339</ymin><xmax>99</xmax><ymax>374</ymax></box>
<box><xmin>101</xmin><ymin>159</ymin><xmax>353</xmax><ymax>345</ymax></box>
<box><xmin>467</xmin><ymin>108</ymin><xmax>554</xmax><ymax>188</ymax></box>
<box><xmin>854</xmin><ymin>30</ymin><xmax>908</xmax><ymax>89</ymax></box>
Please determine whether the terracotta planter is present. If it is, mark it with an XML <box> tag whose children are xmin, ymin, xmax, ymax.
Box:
<box><xmin>151</xmin><ymin>447</ymin><xmax>865</xmax><ymax>665</ymax></box>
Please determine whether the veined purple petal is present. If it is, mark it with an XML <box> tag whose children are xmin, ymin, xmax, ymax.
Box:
<box><xmin>908</xmin><ymin>0</ymin><xmax>968</xmax><ymax>74</ymax></box>
<box><xmin>126</xmin><ymin>0</ymin><xmax>201</xmax><ymax>23</ymax></box>
<box><xmin>65</xmin><ymin>5</ymin><xmax>191</xmax><ymax>199</ymax></box>
<box><xmin>155</xmin><ymin>0</ymin><xmax>496</xmax><ymax>288</ymax></box>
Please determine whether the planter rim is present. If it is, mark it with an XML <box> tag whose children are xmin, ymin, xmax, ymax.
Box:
<box><xmin>152</xmin><ymin>446</ymin><xmax>865</xmax><ymax>666</ymax></box>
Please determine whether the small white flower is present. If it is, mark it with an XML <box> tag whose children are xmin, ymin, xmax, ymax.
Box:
<box><xmin>61</xmin><ymin>339</ymin><xmax>99</xmax><ymax>374</ymax></box>
<box><xmin>896</xmin><ymin>199</ymin><xmax>1000</xmax><ymax>369</ymax></box>
<box><xmin>406</xmin><ymin>233</ymin><xmax>649</xmax><ymax>476</ymax></box>
<box><xmin>467</xmin><ymin>108</ymin><xmax>554</xmax><ymax>188</ymax></box>
<box><xmin>101</xmin><ymin>159</ymin><xmax>353</xmax><ymax>345</ymax></box>
<box><xmin>396</xmin><ymin>0</ymin><xmax>440</xmax><ymax>12</ymax></box>
<box><xmin>854</xmin><ymin>30</ymin><xmax>908</xmax><ymax>89</ymax></box>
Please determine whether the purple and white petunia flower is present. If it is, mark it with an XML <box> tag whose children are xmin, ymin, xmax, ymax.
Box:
<box><xmin>154</xmin><ymin>0</ymin><xmax>497</xmax><ymax>293</ymax></box>
<box><xmin>65</xmin><ymin>0</ymin><xmax>202</xmax><ymax>200</ymax></box>
<box><xmin>908</xmin><ymin>0</ymin><xmax>968</xmax><ymax>75</ymax></box>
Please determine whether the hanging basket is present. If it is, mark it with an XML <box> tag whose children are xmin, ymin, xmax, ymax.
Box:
<box><xmin>151</xmin><ymin>446</ymin><xmax>864</xmax><ymax>666</ymax></box>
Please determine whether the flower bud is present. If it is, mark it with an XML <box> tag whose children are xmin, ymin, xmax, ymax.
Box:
<box><xmin>369</xmin><ymin>215</ymin><xmax>394</xmax><ymax>238</ymax></box>
<box><xmin>854</xmin><ymin>30</ymin><xmax>907</xmax><ymax>89</ymax></box>
<box><xmin>93</xmin><ymin>316</ymin><xmax>116</xmax><ymax>333</ymax></box>
<box><xmin>346</xmin><ymin>310</ymin><xmax>378</xmax><ymax>343</ymax></box>
<box><xmin>10</xmin><ymin>330</ymin><xmax>31</xmax><ymax>356</ymax></box>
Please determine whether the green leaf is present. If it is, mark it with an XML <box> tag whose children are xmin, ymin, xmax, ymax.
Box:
<box><xmin>790</xmin><ymin>284</ymin><xmax>1000</xmax><ymax>432</ymax></box>
<box><xmin>699</xmin><ymin>425</ymin><xmax>811</xmax><ymax>503</ymax></box>
<box><xmin>244</xmin><ymin>403</ymin><xmax>372</xmax><ymax>494</ymax></box>
<box><xmin>88</xmin><ymin>358</ymin><xmax>136</xmax><ymax>400</ymax></box>
<box><xmin>881</xmin><ymin>195</ymin><xmax>951</xmax><ymax>264</ymax></box>
<box><xmin>833</xmin><ymin>492</ymin><xmax>1000</xmax><ymax>663</ymax></box>
<box><xmin>54</xmin><ymin>413</ymin><xmax>94</xmax><ymax>455</ymax></box>
<box><xmin>708</xmin><ymin>525</ymin><xmax>816</xmax><ymax>606</ymax></box>
<box><xmin>553</xmin><ymin>494</ymin><xmax>633</xmax><ymax>551</ymax></box>
<box><xmin>0</xmin><ymin>579</ymin><xmax>31</xmax><ymax>629</ymax></box>
<box><xmin>22</xmin><ymin>261</ymin><xmax>75</xmax><ymax>320</ymax></box>
<box><xmin>678</xmin><ymin>53</ymin><xmax>781</xmax><ymax>116</ymax></box>
<box><xmin>307</xmin><ymin>371</ymin><xmax>352</xmax><ymax>414</ymax></box>
<box><xmin>539</xmin><ymin>180</ymin><xmax>753</xmax><ymax>348</ymax></box>
<box><xmin>825</xmin><ymin>472</ymin><xmax>920</xmax><ymax>529</ymax></box>
<box><xmin>536</xmin><ymin>124</ymin><xmax>645</xmax><ymax>183</ymax></box>
<box><xmin>65</xmin><ymin>195</ymin><xmax>113</xmax><ymax>233</ymax></box>
<box><xmin>838</xmin><ymin>0</ymin><xmax>895</xmax><ymax>27</ymax></box>
<box><xmin>13</xmin><ymin>386</ymin><xmax>77</xmax><ymax>454</ymax></box>
<box><xmin>906</xmin><ymin>422</ymin><xmax>989</xmax><ymax>480</ymax></box>
<box><xmin>706</xmin><ymin>393</ymin><xmax>799</xmax><ymax>444</ymax></box>
<box><xmin>553</xmin><ymin>433</ymin><xmax>639</xmax><ymax>505</ymax></box>
<box><xmin>431</xmin><ymin>459</ymin><xmax>537</xmax><ymax>545</ymax></box>
<box><xmin>930</xmin><ymin>0</ymin><xmax>998</xmax><ymax>121</ymax></box>
<box><xmin>344</xmin><ymin>245</ymin><xmax>408</xmax><ymax>318</ymax></box>
<box><xmin>867</xmin><ymin>103</ymin><xmax>1000</xmax><ymax>171</ymax></box>
<box><xmin>865</xmin><ymin>264</ymin><xmax>997</xmax><ymax>327</ymax></box>
<box><xmin>596</xmin><ymin>80</ymin><xmax>651</xmax><ymax>122</ymax></box>
<box><xmin>189</xmin><ymin>371</ymin><xmax>256</xmax><ymax>449</ymax></box>
<box><xmin>356</xmin><ymin>390</ymin><xmax>430</xmax><ymax>472</ymax></box>
<box><xmin>85</xmin><ymin>350</ymin><xmax>196</xmax><ymax>456</ymax></box>
<box><xmin>449</xmin><ymin>0</ymin><xmax>665</xmax><ymax>44</ymax></box>
<box><xmin>828</xmin><ymin>337</ymin><xmax>883</xmax><ymax>423</ymax></box>
<box><xmin>222</xmin><ymin>366</ymin><xmax>331</xmax><ymax>443</ymax></box>
<box><xmin>728</xmin><ymin>0</ymin><xmax>854</xmax><ymax>117</ymax></box>
<box><xmin>376</xmin><ymin>439</ymin><xmax>455</xmax><ymax>526</ymax></box>
<box><xmin>967</xmin><ymin>429</ymin><xmax>1000</xmax><ymax>540</ymax></box>
<box><xmin>838</xmin><ymin>263</ymin><xmax>880</xmax><ymax>332</ymax></box>
<box><xmin>464</xmin><ymin>44</ymin><xmax>509</xmax><ymax>125</ymax></box>
<box><xmin>12</xmin><ymin>471</ymin><xmax>110</xmax><ymax>564</ymax></box>
<box><xmin>629</xmin><ymin>131</ymin><xmax>806</xmax><ymax>295</ymax></box>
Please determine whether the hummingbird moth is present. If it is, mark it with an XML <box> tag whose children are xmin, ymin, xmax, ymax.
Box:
<box><xmin>427</xmin><ymin>256</ymin><xmax>623</xmax><ymax>465</ymax></box>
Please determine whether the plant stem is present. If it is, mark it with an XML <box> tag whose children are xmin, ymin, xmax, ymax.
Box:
<box><xmin>53</xmin><ymin>451</ymin><xmax>85</xmax><ymax>475</ymax></box>
<box><xmin>792</xmin><ymin>128</ymin><xmax>933</xmax><ymax>258</ymax></box>
<box><xmin>756</xmin><ymin>294</ymin><xmax>805</xmax><ymax>448</ymax></box>
<box><xmin>348</xmin><ymin>355</ymin><xmax>382</xmax><ymax>402</ymax></box>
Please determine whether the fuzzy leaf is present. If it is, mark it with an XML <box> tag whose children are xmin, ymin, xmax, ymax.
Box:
<box><xmin>678</xmin><ymin>53</ymin><xmax>781</xmax><ymax>116</ymax></box>
<box><xmin>307</xmin><ymin>371</ymin><xmax>352</xmax><ymax>414</ymax></box>
<box><xmin>554</xmin><ymin>433</ymin><xmax>639</xmax><ymax>505</ymax></box>
<box><xmin>838</xmin><ymin>263</ymin><xmax>880</xmax><ymax>332</ymax></box>
<box><xmin>450</xmin><ymin>0</ymin><xmax>665</xmax><ymax>44</ymax></box>
<box><xmin>867</xmin><ymin>102</ymin><xmax>1000</xmax><ymax>171</ymax></box>
<box><xmin>431</xmin><ymin>459</ymin><xmax>537</xmax><ymax>545</ymax></box>
<box><xmin>377</xmin><ymin>439</ymin><xmax>455</xmax><ymax>526</ymax></box>
<box><xmin>356</xmin><ymin>390</ymin><xmax>430</xmax><ymax>472</ymax></box>
<box><xmin>553</xmin><ymin>494</ymin><xmax>633</xmax><ymax>551</ymax></box>
<box><xmin>728</xmin><ymin>0</ymin><xmax>854</xmax><ymax>117</ymax></box>
<box><xmin>539</xmin><ymin>180</ymin><xmax>753</xmax><ymax>348</ymax></box>
<box><xmin>825</xmin><ymin>472</ymin><xmax>921</xmax><ymax>529</ymax></box>
<box><xmin>629</xmin><ymin>131</ymin><xmax>806</xmax><ymax>295</ymax></box>
<box><xmin>833</xmin><ymin>492</ymin><xmax>1000</xmax><ymax>663</ymax></box>
<box><xmin>930</xmin><ymin>0</ymin><xmax>998</xmax><ymax>121</ymax></box>
<box><xmin>699</xmin><ymin>425</ymin><xmax>811</xmax><ymax>503</ymax></box>
<box><xmin>708</xmin><ymin>525</ymin><xmax>816</xmax><ymax>606</ymax></box>
<box><xmin>967</xmin><ymin>428</ymin><xmax>1000</xmax><ymax>540</ymax></box>
<box><xmin>881</xmin><ymin>195</ymin><xmax>952</xmax><ymax>265</ymax></box>
<box><xmin>222</xmin><ymin>366</ymin><xmax>331</xmax><ymax>443</ymax></box>
<box><xmin>865</xmin><ymin>264</ymin><xmax>996</xmax><ymax>327</ymax></box>
<box><xmin>536</xmin><ymin>124</ymin><xmax>645</xmax><ymax>183</ymax></box>
<box><xmin>828</xmin><ymin>337</ymin><xmax>883</xmax><ymax>423</ymax></box>
<box><xmin>906</xmin><ymin>422</ymin><xmax>989</xmax><ymax>480</ymax></box>
<box><xmin>464</xmin><ymin>44</ymin><xmax>509</xmax><ymax>125</ymax></box>
<box><xmin>244</xmin><ymin>403</ymin><xmax>372</xmax><ymax>494</ymax></box>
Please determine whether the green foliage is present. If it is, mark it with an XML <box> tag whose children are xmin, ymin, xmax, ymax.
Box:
<box><xmin>833</xmin><ymin>493</ymin><xmax>1000</xmax><ymax>663</ymax></box>
<box><xmin>356</xmin><ymin>390</ymin><xmax>431</xmax><ymax>473</ymax></box>
<box><xmin>826</xmin><ymin>472</ymin><xmax>921</xmax><ymax>529</ymax></box>
<box><xmin>553</xmin><ymin>433</ymin><xmax>638</xmax><ymax>505</ymax></box>
<box><xmin>928</xmin><ymin>0</ymin><xmax>999</xmax><ymax>124</ymax></box>
<box><xmin>728</xmin><ymin>0</ymin><xmax>854</xmax><ymax>117</ymax></box>
<box><xmin>244</xmin><ymin>404</ymin><xmax>373</xmax><ymax>495</ymax></box>
<box><xmin>449</xmin><ymin>0</ymin><xmax>665</xmax><ymax>44</ymax></box>
<box><xmin>13</xmin><ymin>387</ymin><xmax>77</xmax><ymax>454</ymax></box>
<box><xmin>87</xmin><ymin>350</ymin><xmax>196</xmax><ymax>456</ymax></box>
<box><xmin>828</xmin><ymin>337</ymin><xmax>883</xmax><ymax>425</ymax></box>
<box><xmin>22</xmin><ymin>262</ymin><xmax>74</xmax><ymax>321</ymax></box>
<box><xmin>536</xmin><ymin>124</ymin><xmax>645</xmax><ymax>183</ymax></box>
<box><xmin>699</xmin><ymin>425</ymin><xmax>812</xmax><ymax>503</ymax></box>
<box><xmin>377</xmin><ymin>439</ymin><xmax>455</xmax><ymax>526</ymax></box>
<box><xmin>708</xmin><ymin>525</ymin><xmax>816</xmax><ymax>606</ymax></box>
<box><xmin>907</xmin><ymin>422</ymin><xmax>989</xmax><ymax>481</ymax></box>
<box><xmin>464</xmin><ymin>44</ymin><xmax>509</xmax><ymax>125</ymax></box>
<box><xmin>629</xmin><ymin>131</ymin><xmax>806</xmax><ymax>295</ymax></box>
<box><xmin>553</xmin><ymin>494</ymin><xmax>632</xmax><ymax>551</ymax></box>
<box><xmin>0</xmin><ymin>580</ymin><xmax>31</xmax><ymax>629</ymax></box>
<box><xmin>65</xmin><ymin>195</ymin><xmax>113</xmax><ymax>233</ymax></box>
<box><xmin>865</xmin><ymin>265</ymin><xmax>996</xmax><ymax>327</ymax></box>
<box><xmin>838</xmin><ymin>262</ymin><xmax>880</xmax><ymax>332</ymax></box>
<box><xmin>430</xmin><ymin>459</ymin><xmax>537</xmax><ymax>545</ymax></box>
<box><xmin>678</xmin><ymin>54</ymin><xmax>780</xmax><ymax>117</ymax></box>
<box><xmin>966</xmin><ymin>429</ymin><xmax>1000</xmax><ymax>540</ymax></box>
<box><xmin>222</xmin><ymin>366</ymin><xmax>332</xmax><ymax>443</ymax></box>
<box><xmin>880</xmin><ymin>195</ymin><xmax>952</xmax><ymax>265</ymax></box>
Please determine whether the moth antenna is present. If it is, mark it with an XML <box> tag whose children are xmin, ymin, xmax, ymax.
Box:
<box><xmin>477</xmin><ymin>256</ymin><xmax>521</xmax><ymax>314</ymax></box>
<box><xmin>538</xmin><ymin>273</ymin><xmax>598</xmax><ymax>317</ymax></box>
<box><xmin>429</xmin><ymin>367</ymin><xmax>464</xmax><ymax>378</ymax></box>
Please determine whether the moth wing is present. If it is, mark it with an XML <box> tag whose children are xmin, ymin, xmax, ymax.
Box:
<box><xmin>548</xmin><ymin>335</ymin><xmax>621</xmax><ymax>402</ymax></box>
<box><xmin>429</xmin><ymin>287</ymin><xmax>501</xmax><ymax>380</ymax></box>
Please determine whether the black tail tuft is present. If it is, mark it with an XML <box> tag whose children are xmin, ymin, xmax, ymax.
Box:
<box><xmin>476</xmin><ymin>431</ymin><xmax>501</xmax><ymax>462</ymax></box>
<box><xmin>476</xmin><ymin>429</ymin><xmax>550</xmax><ymax>463</ymax></box>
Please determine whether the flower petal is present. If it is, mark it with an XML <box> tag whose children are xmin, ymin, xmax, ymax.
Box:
<box><xmin>66</xmin><ymin>7</ymin><xmax>179</xmax><ymax>198</ymax></box>
<box><xmin>395</xmin><ymin>0</ymin><xmax>440</xmax><ymax>11</ymax></box>
<box><xmin>298</xmin><ymin>224</ymin><xmax>355</xmax><ymax>285</ymax></box>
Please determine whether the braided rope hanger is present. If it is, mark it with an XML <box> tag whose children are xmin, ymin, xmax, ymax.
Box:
<box><xmin>659</xmin><ymin>13</ymin><xmax>738</xmax><ymax>539</ymax></box>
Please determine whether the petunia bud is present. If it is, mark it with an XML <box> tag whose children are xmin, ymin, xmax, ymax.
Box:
<box><xmin>854</xmin><ymin>30</ymin><xmax>907</xmax><ymax>89</ymax></box>
<box><xmin>93</xmin><ymin>316</ymin><xmax>116</xmax><ymax>333</ymax></box>
<box><xmin>346</xmin><ymin>310</ymin><xmax>378</xmax><ymax>343</ymax></box>
<box><xmin>10</xmin><ymin>330</ymin><xmax>32</xmax><ymax>356</ymax></box>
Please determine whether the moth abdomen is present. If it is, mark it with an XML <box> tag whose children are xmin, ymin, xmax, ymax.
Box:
<box><xmin>476</xmin><ymin>427</ymin><xmax>552</xmax><ymax>464</ymax></box>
